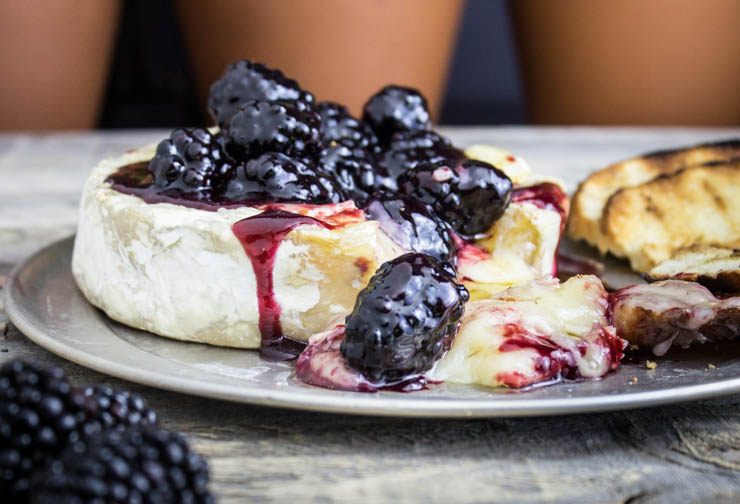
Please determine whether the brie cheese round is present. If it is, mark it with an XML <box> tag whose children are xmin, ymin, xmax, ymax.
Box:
<box><xmin>72</xmin><ymin>145</ymin><xmax>404</xmax><ymax>349</ymax></box>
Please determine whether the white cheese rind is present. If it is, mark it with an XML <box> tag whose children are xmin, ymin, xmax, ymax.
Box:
<box><xmin>72</xmin><ymin>145</ymin><xmax>402</xmax><ymax>348</ymax></box>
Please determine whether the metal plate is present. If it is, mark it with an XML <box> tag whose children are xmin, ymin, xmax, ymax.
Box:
<box><xmin>5</xmin><ymin>236</ymin><xmax>740</xmax><ymax>418</ymax></box>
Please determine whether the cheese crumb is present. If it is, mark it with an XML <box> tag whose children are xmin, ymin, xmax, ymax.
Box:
<box><xmin>646</xmin><ymin>360</ymin><xmax>657</xmax><ymax>370</ymax></box>
<box><xmin>707</xmin><ymin>363</ymin><xmax>717</xmax><ymax>370</ymax></box>
<box><xmin>628</xmin><ymin>344</ymin><xmax>640</xmax><ymax>351</ymax></box>
<box><xmin>631</xmin><ymin>376</ymin><xmax>638</xmax><ymax>383</ymax></box>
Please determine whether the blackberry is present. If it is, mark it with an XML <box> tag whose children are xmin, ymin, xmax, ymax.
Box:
<box><xmin>317</xmin><ymin>101</ymin><xmax>378</xmax><ymax>150</ymax></box>
<box><xmin>341</xmin><ymin>253</ymin><xmax>469</xmax><ymax>384</ymax></box>
<box><xmin>375</xmin><ymin>130</ymin><xmax>463</xmax><ymax>191</ymax></box>
<box><xmin>363</xmin><ymin>193</ymin><xmax>456</xmax><ymax>265</ymax></box>
<box><xmin>208</xmin><ymin>59</ymin><xmax>314</xmax><ymax>126</ymax></box>
<box><xmin>30</xmin><ymin>426</ymin><xmax>213</xmax><ymax>504</ymax></box>
<box><xmin>318</xmin><ymin>145</ymin><xmax>377</xmax><ymax>202</ymax></box>
<box><xmin>82</xmin><ymin>385</ymin><xmax>157</xmax><ymax>431</ymax></box>
<box><xmin>398</xmin><ymin>158</ymin><xmax>513</xmax><ymax>238</ymax></box>
<box><xmin>0</xmin><ymin>360</ymin><xmax>96</xmax><ymax>502</ymax></box>
<box><xmin>362</xmin><ymin>85</ymin><xmax>431</xmax><ymax>142</ymax></box>
<box><xmin>224</xmin><ymin>152</ymin><xmax>346</xmax><ymax>204</ymax></box>
<box><xmin>223</xmin><ymin>100</ymin><xmax>322</xmax><ymax>161</ymax></box>
<box><xmin>149</xmin><ymin>128</ymin><xmax>233</xmax><ymax>196</ymax></box>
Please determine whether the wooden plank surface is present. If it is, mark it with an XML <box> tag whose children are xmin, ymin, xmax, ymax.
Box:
<box><xmin>2</xmin><ymin>128</ymin><xmax>740</xmax><ymax>503</ymax></box>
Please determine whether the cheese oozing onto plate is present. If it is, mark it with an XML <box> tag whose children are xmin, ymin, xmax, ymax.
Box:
<box><xmin>428</xmin><ymin>275</ymin><xmax>624</xmax><ymax>388</ymax></box>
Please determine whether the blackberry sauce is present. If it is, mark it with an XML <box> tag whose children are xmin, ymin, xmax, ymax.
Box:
<box><xmin>106</xmin><ymin>162</ymin><xmax>245</xmax><ymax>211</ymax></box>
<box><xmin>107</xmin><ymin>159</ymin><xmax>343</xmax><ymax>210</ymax></box>
<box><xmin>232</xmin><ymin>210</ymin><xmax>329</xmax><ymax>361</ymax></box>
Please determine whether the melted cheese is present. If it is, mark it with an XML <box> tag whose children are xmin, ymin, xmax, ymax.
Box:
<box><xmin>429</xmin><ymin>275</ymin><xmax>622</xmax><ymax>388</ymax></box>
<box><xmin>459</xmin><ymin>201</ymin><xmax>562</xmax><ymax>299</ymax></box>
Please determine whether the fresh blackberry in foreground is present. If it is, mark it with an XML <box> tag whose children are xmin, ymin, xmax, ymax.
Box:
<box><xmin>375</xmin><ymin>130</ymin><xmax>463</xmax><ymax>191</ymax></box>
<box><xmin>318</xmin><ymin>145</ymin><xmax>377</xmax><ymax>202</ymax></box>
<box><xmin>341</xmin><ymin>253</ymin><xmax>469</xmax><ymax>384</ymax></box>
<box><xmin>82</xmin><ymin>385</ymin><xmax>158</xmax><ymax>432</ymax></box>
<box><xmin>317</xmin><ymin>101</ymin><xmax>378</xmax><ymax>150</ymax></box>
<box><xmin>362</xmin><ymin>85</ymin><xmax>431</xmax><ymax>142</ymax></box>
<box><xmin>224</xmin><ymin>152</ymin><xmax>346</xmax><ymax>204</ymax></box>
<box><xmin>398</xmin><ymin>158</ymin><xmax>513</xmax><ymax>238</ymax></box>
<box><xmin>224</xmin><ymin>99</ymin><xmax>322</xmax><ymax>161</ymax></box>
<box><xmin>149</xmin><ymin>128</ymin><xmax>234</xmax><ymax>196</ymax></box>
<box><xmin>363</xmin><ymin>193</ymin><xmax>456</xmax><ymax>265</ymax></box>
<box><xmin>208</xmin><ymin>59</ymin><xmax>314</xmax><ymax>126</ymax></box>
<box><xmin>30</xmin><ymin>426</ymin><xmax>213</xmax><ymax>504</ymax></box>
<box><xmin>0</xmin><ymin>360</ymin><xmax>96</xmax><ymax>502</ymax></box>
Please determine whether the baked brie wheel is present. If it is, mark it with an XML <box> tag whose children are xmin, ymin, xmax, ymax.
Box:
<box><xmin>72</xmin><ymin>143</ymin><xmax>566</xmax><ymax>352</ymax></box>
<box><xmin>72</xmin><ymin>144</ymin><xmax>403</xmax><ymax>349</ymax></box>
<box><xmin>72</xmin><ymin>57</ymin><xmax>597</xmax><ymax>391</ymax></box>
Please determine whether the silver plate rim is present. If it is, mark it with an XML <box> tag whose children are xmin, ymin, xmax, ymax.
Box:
<box><xmin>5</xmin><ymin>236</ymin><xmax>740</xmax><ymax>418</ymax></box>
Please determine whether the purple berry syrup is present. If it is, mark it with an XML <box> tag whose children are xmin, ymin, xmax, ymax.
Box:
<box><xmin>232</xmin><ymin>210</ymin><xmax>329</xmax><ymax>361</ymax></box>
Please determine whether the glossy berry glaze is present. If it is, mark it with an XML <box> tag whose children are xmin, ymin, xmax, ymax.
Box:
<box><xmin>107</xmin><ymin>162</ymin><xmax>247</xmax><ymax>211</ymax></box>
<box><xmin>341</xmin><ymin>253</ymin><xmax>468</xmax><ymax>384</ymax></box>
<box><xmin>232</xmin><ymin>210</ymin><xmax>329</xmax><ymax>360</ymax></box>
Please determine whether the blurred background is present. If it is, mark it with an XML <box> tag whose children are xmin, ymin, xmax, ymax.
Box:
<box><xmin>1</xmin><ymin>0</ymin><xmax>738</xmax><ymax>130</ymax></box>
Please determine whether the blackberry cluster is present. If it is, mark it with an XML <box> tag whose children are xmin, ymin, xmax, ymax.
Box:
<box><xmin>31</xmin><ymin>427</ymin><xmax>213</xmax><ymax>504</ymax></box>
<box><xmin>317</xmin><ymin>145</ymin><xmax>377</xmax><ymax>202</ymax></box>
<box><xmin>317</xmin><ymin>101</ymin><xmax>378</xmax><ymax>151</ymax></box>
<box><xmin>149</xmin><ymin>128</ymin><xmax>234</xmax><ymax>197</ymax></box>
<box><xmin>208</xmin><ymin>59</ymin><xmax>314</xmax><ymax>126</ymax></box>
<box><xmin>144</xmin><ymin>60</ymin><xmax>490</xmax><ymax>212</ymax></box>
<box><xmin>375</xmin><ymin>130</ymin><xmax>463</xmax><ymax>190</ymax></box>
<box><xmin>399</xmin><ymin>158</ymin><xmax>513</xmax><ymax>238</ymax></box>
<box><xmin>224</xmin><ymin>152</ymin><xmax>346</xmax><ymax>204</ymax></box>
<box><xmin>362</xmin><ymin>85</ymin><xmax>431</xmax><ymax>142</ymax></box>
<box><xmin>223</xmin><ymin>99</ymin><xmax>322</xmax><ymax>160</ymax></box>
<box><xmin>203</xmin><ymin>62</ymin><xmax>369</xmax><ymax>205</ymax></box>
<box><xmin>82</xmin><ymin>385</ymin><xmax>158</xmax><ymax>431</ymax></box>
<box><xmin>363</xmin><ymin>193</ymin><xmax>456</xmax><ymax>265</ymax></box>
<box><xmin>0</xmin><ymin>360</ymin><xmax>212</xmax><ymax>503</ymax></box>
<box><xmin>0</xmin><ymin>361</ymin><xmax>96</xmax><ymax>501</ymax></box>
<box><xmin>341</xmin><ymin>253</ymin><xmax>469</xmax><ymax>384</ymax></box>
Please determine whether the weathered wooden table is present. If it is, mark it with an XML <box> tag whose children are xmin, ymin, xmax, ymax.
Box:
<box><xmin>3</xmin><ymin>128</ymin><xmax>740</xmax><ymax>503</ymax></box>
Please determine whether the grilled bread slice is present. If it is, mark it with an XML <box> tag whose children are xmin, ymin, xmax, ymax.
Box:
<box><xmin>645</xmin><ymin>246</ymin><xmax>740</xmax><ymax>292</ymax></box>
<box><xmin>610</xmin><ymin>280</ymin><xmax>740</xmax><ymax>355</ymax></box>
<box><xmin>601</xmin><ymin>159</ymin><xmax>740</xmax><ymax>272</ymax></box>
<box><xmin>567</xmin><ymin>139</ymin><xmax>740</xmax><ymax>254</ymax></box>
